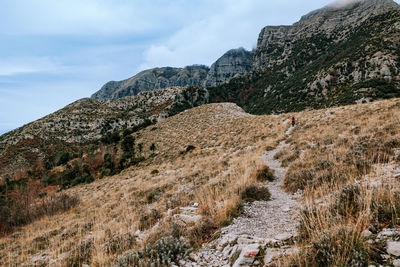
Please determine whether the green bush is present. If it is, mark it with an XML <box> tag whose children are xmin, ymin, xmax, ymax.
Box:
<box><xmin>115</xmin><ymin>237</ymin><xmax>191</xmax><ymax>267</ymax></box>
<box><xmin>333</xmin><ymin>184</ymin><xmax>362</xmax><ymax>216</ymax></box>
<box><xmin>241</xmin><ymin>185</ymin><xmax>271</xmax><ymax>202</ymax></box>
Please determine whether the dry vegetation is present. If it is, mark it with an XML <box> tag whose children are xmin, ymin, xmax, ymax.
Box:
<box><xmin>281</xmin><ymin>99</ymin><xmax>400</xmax><ymax>266</ymax></box>
<box><xmin>0</xmin><ymin>103</ymin><xmax>287</xmax><ymax>266</ymax></box>
<box><xmin>2</xmin><ymin>98</ymin><xmax>400</xmax><ymax>266</ymax></box>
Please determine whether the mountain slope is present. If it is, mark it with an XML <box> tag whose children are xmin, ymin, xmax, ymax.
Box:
<box><xmin>91</xmin><ymin>65</ymin><xmax>209</xmax><ymax>100</ymax></box>
<box><xmin>1</xmin><ymin>98</ymin><xmax>400</xmax><ymax>266</ymax></box>
<box><xmin>209</xmin><ymin>0</ymin><xmax>400</xmax><ymax>114</ymax></box>
<box><xmin>0</xmin><ymin>86</ymin><xmax>208</xmax><ymax>182</ymax></box>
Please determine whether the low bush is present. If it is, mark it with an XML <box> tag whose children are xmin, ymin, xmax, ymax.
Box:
<box><xmin>241</xmin><ymin>185</ymin><xmax>270</xmax><ymax>202</ymax></box>
<box><xmin>115</xmin><ymin>236</ymin><xmax>191</xmax><ymax>267</ymax></box>
<box><xmin>65</xmin><ymin>239</ymin><xmax>93</xmax><ymax>266</ymax></box>
<box><xmin>333</xmin><ymin>184</ymin><xmax>362</xmax><ymax>216</ymax></box>
<box><xmin>299</xmin><ymin>226</ymin><xmax>372</xmax><ymax>266</ymax></box>
<box><xmin>255</xmin><ymin>166</ymin><xmax>275</xmax><ymax>182</ymax></box>
<box><xmin>103</xmin><ymin>232</ymin><xmax>135</xmax><ymax>255</ymax></box>
<box><xmin>1</xmin><ymin>190</ymin><xmax>79</xmax><ymax>234</ymax></box>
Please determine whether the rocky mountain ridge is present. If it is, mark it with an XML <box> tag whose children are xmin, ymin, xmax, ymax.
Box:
<box><xmin>91</xmin><ymin>65</ymin><xmax>209</xmax><ymax>100</ymax></box>
<box><xmin>210</xmin><ymin>0</ymin><xmax>400</xmax><ymax>114</ymax></box>
<box><xmin>91</xmin><ymin>48</ymin><xmax>254</xmax><ymax>100</ymax></box>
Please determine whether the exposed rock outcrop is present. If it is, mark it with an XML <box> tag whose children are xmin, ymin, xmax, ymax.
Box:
<box><xmin>92</xmin><ymin>48</ymin><xmax>253</xmax><ymax>100</ymax></box>
<box><xmin>254</xmin><ymin>0</ymin><xmax>399</xmax><ymax>70</ymax></box>
<box><xmin>91</xmin><ymin>65</ymin><xmax>209</xmax><ymax>100</ymax></box>
<box><xmin>204</xmin><ymin>48</ymin><xmax>253</xmax><ymax>87</ymax></box>
<box><xmin>210</xmin><ymin>0</ymin><xmax>400</xmax><ymax>114</ymax></box>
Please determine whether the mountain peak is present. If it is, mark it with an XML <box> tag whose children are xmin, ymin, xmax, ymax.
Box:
<box><xmin>298</xmin><ymin>0</ymin><xmax>398</xmax><ymax>25</ymax></box>
<box><xmin>326</xmin><ymin>0</ymin><xmax>397</xmax><ymax>9</ymax></box>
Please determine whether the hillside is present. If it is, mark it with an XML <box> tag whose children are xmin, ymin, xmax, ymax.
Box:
<box><xmin>0</xmin><ymin>86</ymin><xmax>208</xmax><ymax>183</ymax></box>
<box><xmin>0</xmin><ymin>98</ymin><xmax>399</xmax><ymax>266</ymax></box>
<box><xmin>209</xmin><ymin>0</ymin><xmax>400</xmax><ymax>113</ymax></box>
<box><xmin>2</xmin><ymin>0</ymin><xmax>399</xmax><ymax>184</ymax></box>
<box><xmin>1</xmin><ymin>1</ymin><xmax>400</xmax><ymax>265</ymax></box>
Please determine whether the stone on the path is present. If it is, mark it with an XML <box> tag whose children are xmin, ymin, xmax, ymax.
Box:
<box><xmin>275</xmin><ymin>233</ymin><xmax>292</xmax><ymax>241</ymax></box>
<box><xmin>387</xmin><ymin>241</ymin><xmax>400</xmax><ymax>257</ymax></box>
<box><xmin>233</xmin><ymin>244</ymin><xmax>260</xmax><ymax>267</ymax></box>
<box><xmin>393</xmin><ymin>259</ymin><xmax>400</xmax><ymax>267</ymax></box>
<box><xmin>361</xmin><ymin>230</ymin><xmax>373</xmax><ymax>238</ymax></box>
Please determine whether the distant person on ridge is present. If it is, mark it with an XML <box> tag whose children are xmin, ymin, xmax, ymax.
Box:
<box><xmin>291</xmin><ymin>116</ymin><xmax>296</xmax><ymax>127</ymax></box>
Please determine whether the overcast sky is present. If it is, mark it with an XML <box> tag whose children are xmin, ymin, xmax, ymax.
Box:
<box><xmin>0</xmin><ymin>0</ymin><xmax>399</xmax><ymax>134</ymax></box>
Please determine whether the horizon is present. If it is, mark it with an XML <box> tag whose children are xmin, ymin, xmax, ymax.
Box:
<box><xmin>0</xmin><ymin>0</ymin><xmax>399</xmax><ymax>135</ymax></box>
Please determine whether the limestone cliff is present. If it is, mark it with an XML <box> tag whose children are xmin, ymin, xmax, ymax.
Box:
<box><xmin>91</xmin><ymin>65</ymin><xmax>209</xmax><ymax>100</ymax></box>
<box><xmin>204</xmin><ymin>48</ymin><xmax>253</xmax><ymax>87</ymax></box>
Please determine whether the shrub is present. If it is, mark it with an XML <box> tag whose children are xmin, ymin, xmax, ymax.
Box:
<box><xmin>241</xmin><ymin>185</ymin><xmax>271</xmax><ymax>202</ymax></box>
<box><xmin>138</xmin><ymin>209</ymin><xmax>162</xmax><ymax>231</ymax></box>
<box><xmin>121</xmin><ymin>135</ymin><xmax>135</xmax><ymax>153</ymax></box>
<box><xmin>333</xmin><ymin>184</ymin><xmax>362</xmax><ymax>216</ymax></box>
<box><xmin>255</xmin><ymin>166</ymin><xmax>275</xmax><ymax>182</ymax></box>
<box><xmin>65</xmin><ymin>239</ymin><xmax>93</xmax><ymax>266</ymax></box>
<box><xmin>3</xmin><ymin>191</ymin><xmax>79</xmax><ymax>233</ymax></box>
<box><xmin>115</xmin><ymin>236</ymin><xmax>191</xmax><ymax>267</ymax></box>
<box><xmin>103</xmin><ymin>232</ymin><xmax>135</xmax><ymax>255</ymax></box>
<box><xmin>370</xmin><ymin>190</ymin><xmax>400</xmax><ymax>229</ymax></box>
<box><xmin>301</xmin><ymin>227</ymin><xmax>371</xmax><ymax>266</ymax></box>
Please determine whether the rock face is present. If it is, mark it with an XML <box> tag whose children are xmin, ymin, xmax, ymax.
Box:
<box><xmin>254</xmin><ymin>0</ymin><xmax>399</xmax><ymax>70</ymax></box>
<box><xmin>210</xmin><ymin>0</ymin><xmax>400</xmax><ymax>114</ymax></box>
<box><xmin>204</xmin><ymin>48</ymin><xmax>253</xmax><ymax>87</ymax></box>
<box><xmin>91</xmin><ymin>65</ymin><xmax>209</xmax><ymax>100</ymax></box>
<box><xmin>92</xmin><ymin>48</ymin><xmax>253</xmax><ymax>100</ymax></box>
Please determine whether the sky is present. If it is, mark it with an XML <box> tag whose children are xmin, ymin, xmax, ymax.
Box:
<box><xmin>0</xmin><ymin>0</ymin><xmax>399</xmax><ymax>135</ymax></box>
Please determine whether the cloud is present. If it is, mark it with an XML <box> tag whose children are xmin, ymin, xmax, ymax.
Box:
<box><xmin>0</xmin><ymin>57</ymin><xmax>61</xmax><ymax>76</ymax></box>
<box><xmin>139</xmin><ymin>0</ymin><xmax>336</xmax><ymax>70</ymax></box>
<box><xmin>327</xmin><ymin>0</ymin><xmax>363</xmax><ymax>9</ymax></box>
<box><xmin>0</xmin><ymin>0</ymin><xmax>219</xmax><ymax>36</ymax></box>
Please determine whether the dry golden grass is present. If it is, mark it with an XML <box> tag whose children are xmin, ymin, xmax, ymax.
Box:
<box><xmin>2</xmin><ymin>98</ymin><xmax>400</xmax><ymax>266</ymax></box>
<box><xmin>280</xmin><ymin>99</ymin><xmax>400</xmax><ymax>266</ymax></box>
<box><xmin>0</xmin><ymin>103</ymin><xmax>287</xmax><ymax>266</ymax></box>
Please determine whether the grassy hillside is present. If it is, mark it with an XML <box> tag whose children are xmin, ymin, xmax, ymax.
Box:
<box><xmin>1</xmin><ymin>99</ymin><xmax>399</xmax><ymax>266</ymax></box>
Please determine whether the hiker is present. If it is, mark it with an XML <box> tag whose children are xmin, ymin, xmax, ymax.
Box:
<box><xmin>291</xmin><ymin>115</ymin><xmax>296</xmax><ymax>127</ymax></box>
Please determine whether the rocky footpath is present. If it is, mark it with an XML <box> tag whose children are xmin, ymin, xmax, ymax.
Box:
<box><xmin>180</xmin><ymin>127</ymin><xmax>301</xmax><ymax>266</ymax></box>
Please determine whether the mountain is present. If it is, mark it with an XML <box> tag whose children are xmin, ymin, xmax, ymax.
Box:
<box><xmin>2</xmin><ymin>97</ymin><xmax>400</xmax><ymax>266</ymax></box>
<box><xmin>0</xmin><ymin>86</ymin><xmax>208</xmax><ymax>182</ymax></box>
<box><xmin>91</xmin><ymin>48</ymin><xmax>254</xmax><ymax>100</ymax></box>
<box><xmin>2</xmin><ymin>1</ymin><xmax>400</xmax><ymax>265</ymax></box>
<box><xmin>91</xmin><ymin>65</ymin><xmax>209</xmax><ymax>100</ymax></box>
<box><xmin>210</xmin><ymin>0</ymin><xmax>400</xmax><ymax>113</ymax></box>
<box><xmin>204</xmin><ymin>48</ymin><xmax>253</xmax><ymax>87</ymax></box>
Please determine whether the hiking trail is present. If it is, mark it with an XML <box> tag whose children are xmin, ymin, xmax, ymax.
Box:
<box><xmin>180</xmin><ymin>126</ymin><xmax>301</xmax><ymax>266</ymax></box>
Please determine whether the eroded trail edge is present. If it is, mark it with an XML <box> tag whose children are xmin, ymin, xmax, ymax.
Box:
<box><xmin>185</xmin><ymin>127</ymin><xmax>301</xmax><ymax>267</ymax></box>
